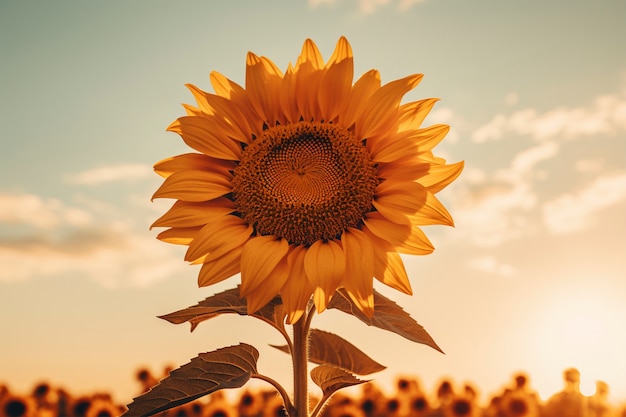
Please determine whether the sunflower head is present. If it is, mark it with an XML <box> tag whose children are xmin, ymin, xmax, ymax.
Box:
<box><xmin>444</xmin><ymin>396</ymin><xmax>478</xmax><ymax>417</ymax></box>
<box><xmin>0</xmin><ymin>395</ymin><xmax>34</xmax><ymax>417</ymax></box>
<box><xmin>411</xmin><ymin>395</ymin><xmax>430</xmax><ymax>414</ymax></box>
<box><xmin>153</xmin><ymin>37</ymin><xmax>463</xmax><ymax>322</ymax></box>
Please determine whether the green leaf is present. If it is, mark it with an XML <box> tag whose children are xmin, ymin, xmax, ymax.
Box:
<box><xmin>327</xmin><ymin>289</ymin><xmax>443</xmax><ymax>353</ymax></box>
<box><xmin>122</xmin><ymin>343</ymin><xmax>259</xmax><ymax>417</ymax></box>
<box><xmin>158</xmin><ymin>286</ymin><xmax>286</xmax><ymax>334</ymax></box>
<box><xmin>310</xmin><ymin>364</ymin><xmax>368</xmax><ymax>397</ymax></box>
<box><xmin>271</xmin><ymin>329</ymin><xmax>385</xmax><ymax>375</ymax></box>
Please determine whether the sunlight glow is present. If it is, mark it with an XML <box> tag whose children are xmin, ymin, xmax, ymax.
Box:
<box><xmin>528</xmin><ymin>282</ymin><xmax>623</xmax><ymax>400</ymax></box>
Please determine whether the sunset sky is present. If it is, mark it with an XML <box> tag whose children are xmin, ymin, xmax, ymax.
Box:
<box><xmin>1</xmin><ymin>0</ymin><xmax>625</xmax><ymax>407</ymax></box>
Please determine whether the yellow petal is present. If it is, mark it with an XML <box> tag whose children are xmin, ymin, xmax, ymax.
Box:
<box><xmin>185</xmin><ymin>215</ymin><xmax>252</xmax><ymax>263</ymax></box>
<box><xmin>397</xmin><ymin>98</ymin><xmax>440</xmax><ymax>131</ymax></box>
<box><xmin>167</xmin><ymin>116</ymin><xmax>242</xmax><ymax>161</ymax></box>
<box><xmin>341</xmin><ymin>228</ymin><xmax>375</xmax><ymax>317</ymax></box>
<box><xmin>303</xmin><ymin>240</ymin><xmax>345</xmax><ymax>313</ymax></box>
<box><xmin>245</xmin><ymin>274</ymin><xmax>287</xmax><ymax>314</ymax></box>
<box><xmin>154</xmin><ymin>153</ymin><xmax>236</xmax><ymax>179</ymax></box>
<box><xmin>417</xmin><ymin>161</ymin><xmax>464</xmax><ymax>194</ymax></box>
<box><xmin>376</xmin><ymin>157</ymin><xmax>430</xmax><ymax>183</ymax></box>
<box><xmin>373</xmin><ymin>181</ymin><xmax>455</xmax><ymax>227</ymax></box>
<box><xmin>355</xmin><ymin>74</ymin><xmax>423</xmax><ymax>140</ymax></box>
<box><xmin>414</xmin><ymin>124</ymin><xmax>451</xmax><ymax>152</ymax></box>
<box><xmin>198</xmin><ymin>247</ymin><xmax>242</xmax><ymax>287</ymax></box>
<box><xmin>364</xmin><ymin>212</ymin><xmax>434</xmax><ymax>255</ymax></box>
<box><xmin>325</xmin><ymin>36</ymin><xmax>352</xmax><ymax>69</ymax></box>
<box><xmin>209</xmin><ymin>70</ymin><xmax>246</xmax><ymax>100</ymax></box>
<box><xmin>405</xmin><ymin>192</ymin><xmax>455</xmax><ymax>227</ymax></box>
<box><xmin>152</xmin><ymin>170</ymin><xmax>232</xmax><ymax>202</ymax></box>
<box><xmin>417</xmin><ymin>151</ymin><xmax>447</xmax><ymax>165</ymax></box>
<box><xmin>240</xmin><ymin>235</ymin><xmax>290</xmax><ymax>298</ymax></box>
<box><xmin>280</xmin><ymin>245</ymin><xmax>315</xmax><ymax>324</ymax></box>
<box><xmin>156</xmin><ymin>227</ymin><xmax>202</xmax><ymax>245</ymax></box>
<box><xmin>368</xmin><ymin>125</ymin><xmax>450</xmax><ymax>162</ymax></box>
<box><xmin>297</xmin><ymin>39</ymin><xmax>324</xmax><ymax>70</ymax></box>
<box><xmin>184</xmin><ymin>84</ymin><xmax>219</xmax><ymax>116</ymax></box>
<box><xmin>378</xmin><ymin>251</ymin><xmax>412</xmax><ymax>295</ymax></box>
<box><xmin>185</xmin><ymin>84</ymin><xmax>254</xmax><ymax>142</ymax></box>
<box><xmin>341</xmin><ymin>69</ymin><xmax>381</xmax><ymax>130</ymax></box>
<box><xmin>361</xmin><ymin>228</ymin><xmax>412</xmax><ymax>295</ymax></box>
<box><xmin>398</xmin><ymin>226</ymin><xmax>434</xmax><ymax>255</ymax></box>
<box><xmin>246</xmin><ymin>53</ymin><xmax>284</xmax><ymax>125</ymax></box>
<box><xmin>367</xmin><ymin>129</ymin><xmax>415</xmax><ymax>161</ymax></box>
<box><xmin>209</xmin><ymin>71</ymin><xmax>259</xmax><ymax>130</ymax></box>
<box><xmin>293</xmin><ymin>64</ymin><xmax>323</xmax><ymax>122</ymax></box>
<box><xmin>318</xmin><ymin>37</ymin><xmax>353</xmax><ymax>122</ymax></box>
<box><xmin>182</xmin><ymin>103</ymin><xmax>202</xmax><ymax>116</ymax></box>
<box><xmin>151</xmin><ymin>197</ymin><xmax>236</xmax><ymax>229</ymax></box>
<box><xmin>279</xmin><ymin>65</ymin><xmax>299</xmax><ymax>124</ymax></box>
<box><xmin>292</xmin><ymin>39</ymin><xmax>326</xmax><ymax>120</ymax></box>
<box><xmin>318</xmin><ymin>57</ymin><xmax>352</xmax><ymax>122</ymax></box>
<box><xmin>373</xmin><ymin>180</ymin><xmax>427</xmax><ymax>224</ymax></box>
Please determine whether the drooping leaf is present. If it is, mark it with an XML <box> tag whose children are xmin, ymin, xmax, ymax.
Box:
<box><xmin>310</xmin><ymin>364</ymin><xmax>368</xmax><ymax>397</ymax></box>
<box><xmin>123</xmin><ymin>343</ymin><xmax>259</xmax><ymax>417</ymax></box>
<box><xmin>327</xmin><ymin>289</ymin><xmax>443</xmax><ymax>353</ymax></box>
<box><xmin>158</xmin><ymin>286</ymin><xmax>286</xmax><ymax>334</ymax></box>
<box><xmin>271</xmin><ymin>329</ymin><xmax>385</xmax><ymax>375</ymax></box>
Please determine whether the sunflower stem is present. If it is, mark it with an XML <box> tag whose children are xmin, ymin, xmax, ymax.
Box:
<box><xmin>292</xmin><ymin>304</ymin><xmax>314</xmax><ymax>417</ymax></box>
<box><xmin>251</xmin><ymin>373</ymin><xmax>294</xmax><ymax>415</ymax></box>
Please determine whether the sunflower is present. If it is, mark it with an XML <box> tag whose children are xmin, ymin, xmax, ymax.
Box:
<box><xmin>152</xmin><ymin>36</ymin><xmax>463</xmax><ymax>323</ymax></box>
<box><xmin>0</xmin><ymin>394</ymin><xmax>34</xmax><ymax>417</ymax></box>
<box><xmin>85</xmin><ymin>399</ymin><xmax>125</xmax><ymax>417</ymax></box>
<box><xmin>499</xmin><ymin>392</ymin><xmax>538</xmax><ymax>417</ymax></box>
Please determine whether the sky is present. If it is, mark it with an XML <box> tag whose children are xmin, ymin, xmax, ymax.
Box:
<box><xmin>1</xmin><ymin>0</ymin><xmax>625</xmax><ymax>408</ymax></box>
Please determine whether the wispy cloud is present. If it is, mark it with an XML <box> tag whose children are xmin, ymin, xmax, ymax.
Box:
<box><xmin>65</xmin><ymin>163</ymin><xmax>153</xmax><ymax>185</ymax></box>
<box><xmin>542</xmin><ymin>172</ymin><xmax>626</xmax><ymax>235</ymax></box>
<box><xmin>472</xmin><ymin>91</ymin><xmax>626</xmax><ymax>143</ymax></box>
<box><xmin>0</xmin><ymin>226</ymin><xmax>188</xmax><ymax>288</ymax></box>
<box><xmin>0</xmin><ymin>193</ymin><xmax>92</xmax><ymax>229</ymax></box>
<box><xmin>504</xmin><ymin>92</ymin><xmax>520</xmax><ymax>106</ymax></box>
<box><xmin>452</xmin><ymin>85</ymin><xmax>626</xmax><ymax>248</ymax></box>
<box><xmin>451</xmin><ymin>142</ymin><xmax>559</xmax><ymax>247</ymax></box>
<box><xmin>308</xmin><ymin>0</ymin><xmax>426</xmax><ymax>14</ymax></box>
<box><xmin>467</xmin><ymin>255</ymin><xmax>517</xmax><ymax>278</ymax></box>
<box><xmin>0</xmin><ymin>191</ymin><xmax>187</xmax><ymax>287</ymax></box>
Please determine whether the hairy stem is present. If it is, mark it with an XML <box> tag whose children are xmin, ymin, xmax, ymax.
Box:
<box><xmin>310</xmin><ymin>393</ymin><xmax>331</xmax><ymax>417</ymax></box>
<box><xmin>251</xmin><ymin>373</ymin><xmax>295</xmax><ymax>416</ymax></box>
<box><xmin>291</xmin><ymin>304</ymin><xmax>315</xmax><ymax>417</ymax></box>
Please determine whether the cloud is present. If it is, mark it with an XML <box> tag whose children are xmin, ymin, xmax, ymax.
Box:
<box><xmin>575</xmin><ymin>158</ymin><xmax>605</xmax><ymax>173</ymax></box>
<box><xmin>542</xmin><ymin>172</ymin><xmax>626</xmax><ymax>235</ymax></box>
<box><xmin>467</xmin><ymin>255</ymin><xmax>517</xmax><ymax>278</ymax></box>
<box><xmin>0</xmin><ymin>191</ymin><xmax>188</xmax><ymax>288</ymax></box>
<box><xmin>508</xmin><ymin>141</ymin><xmax>559</xmax><ymax>176</ymax></box>
<box><xmin>308</xmin><ymin>0</ymin><xmax>335</xmax><ymax>6</ymax></box>
<box><xmin>472</xmin><ymin>91</ymin><xmax>626</xmax><ymax>143</ymax></box>
<box><xmin>0</xmin><ymin>225</ymin><xmax>188</xmax><ymax>288</ymax></box>
<box><xmin>504</xmin><ymin>92</ymin><xmax>519</xmax><ymax>106</ymax></box>
<box><xmin>308</xmin><ymin>0</ymin><xmax>425</xmax><ymax>13</ymax></box>
<box><xmin>451</xmin><ymin>142</ymin><xmax>559</xmax><ymax>247</ymax></box>
<box><xmin>397</xmin><ymin>0</ymin><xmax>426</xmax><ymax>10</ymax></box>
<box><xmin>66</xmin><ymin>163</ymin><xmax>153</xmax><ymax>185</ymax></box>
<box><xmin>452</xmin><ymin>178</ymin><xmax>534</xmax><ymax>247</ymax></box>
<box><xmin>0</xmin><ymin>193</ymin><xmax>92</xmax><ymax>229</ymax></box>
<box><xmin>452</xmin><ymin>88</ymin><xmax>626</xmax><ymax>246</ymax></box>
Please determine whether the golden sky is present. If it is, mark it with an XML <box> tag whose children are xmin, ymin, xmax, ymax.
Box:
<box><xmin>1</xmin><ymin>0</ymin><xmax>625</xmax><ymax>406</ymax></box>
